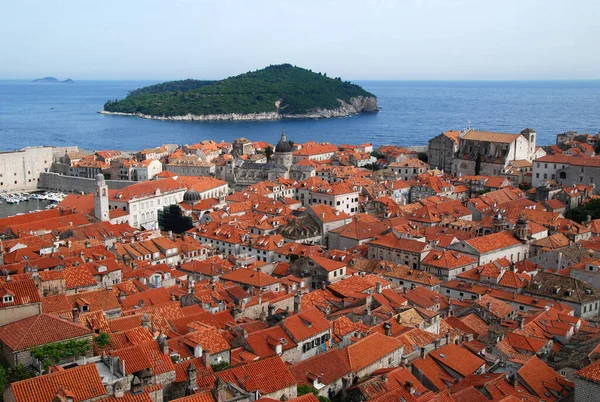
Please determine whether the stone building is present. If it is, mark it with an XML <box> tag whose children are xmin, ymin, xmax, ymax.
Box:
<box><xmin>232</xmin><ymin>137</ymin><xmax>253</xmax><ymax>157</ymax></box>
<box><xmin>428</xmin><ymin>130</ymin><xmax>460</xmax><ymax>173</ymax></box>
<box><xmin>452</xmin><ymin>129</ymin><xmax>536</xmax><ymax>176</ymax></box>
<box><xmin>227</xmin><ymin>131</ymin><xmax>293</xmax><ymax>186</ymax></box>
<box><xmin>0</xmin><ymin>146</ymin><xmax>54</xmax><ymax>192</ymax></box>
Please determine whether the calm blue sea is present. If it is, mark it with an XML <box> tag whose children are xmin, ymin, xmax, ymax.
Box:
<box><xmin>0</xmin><ymin>80</ymin><xmax>599</xmax><ymax>151</ymax></box>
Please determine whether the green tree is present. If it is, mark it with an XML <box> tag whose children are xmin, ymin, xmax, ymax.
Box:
<box><xmin>566</xmin><ymin>198</ymin><xmax>600</xmax><ymax>223</ymax></box>
<box><xmin>265</xmin><ymin>146</ymin><xmax>274</xmax><ymax>162</ymax></box>
<box><xmin>370</xmin><ymin>150</ymin><xmax>384</xmax><ymax>159</ymax></box>
<box><xmin>211</xmin><ymin>362</ymin><xmax>230</xmax><ymax>372</ymax></box>
<box><xmin>417</xmin><ymin>152</ymin><xmax>428</xmax><ymax>163</ymax></box>
<box><xmin>297</xmin><ymin>384</ymin><xmax>331</xmax><ymax>402</ymax></box>
<box><xmin>0</xmin><ymin>364</ymin><xmax>8</xmax><ymax>398</ymax></box>
<box><xmin>474</xmin><ymin>153</ymin><xmax>482</xmax><ymax>175</ymax></box>
<box><xmin>363</xmin><ymin>163</ymin><xmax>380</xmax><ymax>172</ymax></box>
<box><xmin>94</xmin><ymin>332</ymin><xmax>111</xmax><ymax>348</ymax></box>
<box><xmin>9</xmin><ymin>364</ymin><xmax>35</xmax><ymax>381</ymax></box>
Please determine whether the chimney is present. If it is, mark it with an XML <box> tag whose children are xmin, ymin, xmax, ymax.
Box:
<box><xmin>158</xmin><ymin>333</ymin><xmax>169</xmax><ymax>355</ymax></box>
<box><xmin>445</xmin><ymin>332</ymin><xmax>450</xmax><ymax>345</ymax></box>
<box><xmin>321</xmin><ymin>281</ymin><xmax>326</xmax><ymax>290</ymax></box>
<box><xmin>186</xmin><ymin>362</ymin><xmax>198</xmax><ymax>393</ymax></box>
<box><xmin>202</xmin><ymin>349</ymin><xmax>211</xmax><ymax>367</ymax></box>
<box><xmin>383</xmin><ymin>322</ymin><xmax>392</xmax><ymax>336</ymax></box>
<box><xmin>376</xmin><ymin>281</ymin><xmax>382</xmax><ymax>294</ymax></box>
<box><xmin>72</xmin><ymin>307</ymin><xmax>80</xmax><ymax>323</ymax></box>
<box><xmin>518</xmin><ymin>317</ymin><xmax>524</xmax><ymax>330</ymax></box>
<box><xmin>294</xmin><ymin>293</ymin><xmax>301</xmax><ymax>314</ymax></box>
<box><xmin>141</xmin><ymin>313</ymin><xmax>151</xmax><ymax>329</ymax></box>
<box><xmin>215</xmin><ymin>377</ymin><xmax>227</xmax><ymax>402</ymax></box>
<box><xmin>511</xmin><ymin>376</ymin><xmax>519</xmax><ymax>389</ymax></box>
<box><xmin>405</xmin><ymin>381</ymin><xmax>415</xmax><ymax>395</ymax></box>
<box><xmin>113</xmin><ymin>381</ymin><xmax>124</xmax><ymax>398</ymax></box>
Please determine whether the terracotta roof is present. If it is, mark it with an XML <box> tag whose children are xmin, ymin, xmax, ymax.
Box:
<box><xmin>64</xmin><ymin>266</ymin><xmax>98</xmax><ymax>289</ymax></box>
<box><xmin>283</xmin><ymin>308</ymin><xmax>331</xmax><ymax>342</ymax></box>
<box><xmin>110</xmin><ymin>340</ymin><xmax>175</xmax><ymax>375</ymax></box>
<box><xmin>462</xmin><ymin>231</ymin><xmax>521</xmax><ymax>254</ymax></box>
<box><xmin>171</xmin><ymin>392</ymin><xmax>215</xmax><ymax>402</ymax></box>
<box><xmin>429</xmin><ymin>344</ymin><xmax>485</xmax><ymax>377</ymax></box>
<box><xmin>289</xmin><ymin>348</ymin><xmax>352</xmax><ymax>386</ymax></box>
<box><xmin>518</xmin><ymin>356</ymin><xmax>574</xmax><ymax>400</ymax></box>
<box><xmin>309</xmin><ymin>204</ymin><xmax>352</xmax><ymax>223</ymax></box>
<box><xmin>244</xmin><ymin>325</ymin><xmax>297</xmax><ymax>358</ymax></box>
<box><xmin>219</xmin><ymin>268</ymin><xmax>279</xmax><ymax>288</ymax></box>
<box><xmin>474</xmin><ymin>294</ymin><xmax>514</xmax><ymax>318</ymax></box>
<box><xmin>462</xmin><ymin>130</ymin><xmax>522</xmax><ymax>144</ymax></box>
<box><xmin>307</xmin><ymin>255</ymin><xmax>346</xmax><ymax>272</ymax></box>
<box><xmin>341</xmin><ymin>332</ymin><xmax>403</xmax><ymax>372</ymax></box>
<box><xmin>412</xmin><ymin>356</ymin><xmax>456</xmax><ymax>391</ymax></box>
<box><xmin>575</xmin><ymin>359</ymin><xmax>600</xmax><ymax>384</ymax></box>
<box><xmin>422</xmin><ymin>251</ymin><xmax>477</xmax><ymax>270</ymax></box>
<box><xmin>111</xmin><ymin>178</ymin><xmax>186</xmax><ymax>202</ymax></box>
<box><xmin>369</xmin><ymin>233</ymin><xmax>431</xmax><ymax>253</ymax></box>
<box><xmin>216</xmin><ymin>355</ymin><xmax>296</xmax><ymax>394</ymax></box>
<box><xmin>0</xmin><ymin>313</ymin><xmax>92</xmax><ymax>350</ymax></box>
<box><xmin>9</xmin><ymin>364</ymin><xmax>106</xmax><ymax>402</ymax></box>
<box><xmin>0</xmin><ymin>279</ymin><xmax>41</xmax><ymax>308</ymax></box>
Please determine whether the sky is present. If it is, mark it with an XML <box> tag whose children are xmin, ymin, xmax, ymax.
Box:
<box><xmin>1</xmin><ymin>0</ymin><xmax>599</xmax><ymax>81</ymax></box>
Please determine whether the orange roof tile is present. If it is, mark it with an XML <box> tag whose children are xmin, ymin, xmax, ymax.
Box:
<box><xmin>429</xmin><ymin>343</ymin><xmax>485</xmax><ymax>377</ymax></box>
<box><xmin>216</xmin><ymin>355</ymin><xmax>296</xmax><ymax>394</ymax></box>
<box><xmin>0</xmin><ymin>313</ymin><xmax>92</xmax><ymax>351</ymax></box>
<box><xmin>10</xmin><ymin>364</ymin><xmax>106</xmax><ymax>402</ymax></box>
<box><xmin>341</xmin><ymin>332</ymin><xmax>403</xmax><ymax>372</ymax></box>
<box><xmin>283</xmin><ymin>308</ymin><xmax>331</xmax><ymax>342</ymax></box>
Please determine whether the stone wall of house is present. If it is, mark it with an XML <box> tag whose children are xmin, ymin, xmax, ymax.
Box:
<box><xmin>262</xmin><ymin>385</ymin><xmax>297</xmax><ymax>401</ymax></box>
<box><xmin>0</xmin><ymin>303</ymin><xmax>41</xmax><ymax>326</ymax></box>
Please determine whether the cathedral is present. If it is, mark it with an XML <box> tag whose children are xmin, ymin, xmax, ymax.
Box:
<box><xmin>227</xmin><ymin>131</ymin><xmax>295</xmax><ymax>186</ymax></box>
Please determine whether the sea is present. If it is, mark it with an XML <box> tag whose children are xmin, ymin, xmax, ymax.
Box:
<box><xmin>1</xmin><ymin>79</ymin><xmax>600</xmax><ymax>152</ymax></box>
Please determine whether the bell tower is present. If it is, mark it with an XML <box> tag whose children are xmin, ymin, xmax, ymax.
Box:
<box><xmin>94</xmin><ymin>174</ymin><xmax>109</xmax><ymax>222</ymax></box>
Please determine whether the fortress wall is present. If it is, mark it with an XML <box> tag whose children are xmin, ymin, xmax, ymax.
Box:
<box><xmin>38</xmin><ymin>172</ymin><xmax>132</xmax><ymax>193</ymax></box>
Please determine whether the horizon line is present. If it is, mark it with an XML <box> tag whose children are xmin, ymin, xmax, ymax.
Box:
<box><xmin>2</xmin><ymin>77</ymin><xmax>600</xmax><ymax>83</ymax></box>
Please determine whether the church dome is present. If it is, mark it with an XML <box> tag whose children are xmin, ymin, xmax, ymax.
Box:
<box><xmin>183</xmin><ymin>189</ymin><xmax>201</xmax><ymax>203</ymax></box>
<box><xmin>275</xmin><ymin>130</ymin><xmax>292</xmax><ymax>153</ymax></box>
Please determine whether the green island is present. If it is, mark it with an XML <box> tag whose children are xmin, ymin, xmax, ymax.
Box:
<box><xmin>102</xmin><ymin>64</ymin><xmax>378</xmax><ymax>121</ymax></box>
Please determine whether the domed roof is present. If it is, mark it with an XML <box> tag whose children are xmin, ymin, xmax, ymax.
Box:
<box><xmin>275</xmin><ymin>130</ymin><xmax>292</xmax><ymax>153</ymax></box>
<box><xmin>183</xmin><ymin>189</ymin><xmax>201</xmax><ymax>202</ymax></box>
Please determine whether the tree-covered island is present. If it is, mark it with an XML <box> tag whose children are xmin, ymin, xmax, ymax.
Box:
<box><xmin>102</xmin><ymin>64</ymin><xmax>378</xmax><ymax>121</ymax></box>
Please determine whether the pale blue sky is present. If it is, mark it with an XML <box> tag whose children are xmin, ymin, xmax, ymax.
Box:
<box><xmin>1</xmin><ymin>0</ymin><xmax>598</xmax><ymax>80</ymax></box>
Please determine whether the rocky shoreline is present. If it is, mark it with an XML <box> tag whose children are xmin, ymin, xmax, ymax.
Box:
<box><xmin>100</xmin><ymin>96</ymin><xmax>378</xmax><ymax>122</ymax></box>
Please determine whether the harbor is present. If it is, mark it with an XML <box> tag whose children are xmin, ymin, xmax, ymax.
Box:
<box><xmin>0</xmin><ymin>192</ymin><xmax>66</xmax><ymax>218</ymax></box>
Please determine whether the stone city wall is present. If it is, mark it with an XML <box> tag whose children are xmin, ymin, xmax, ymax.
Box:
<box><xmin>38</xmin><ymin>172</ymin><xmax>132</xmax><ymax>193</ymax></box>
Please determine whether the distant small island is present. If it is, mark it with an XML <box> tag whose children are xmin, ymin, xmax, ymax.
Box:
<box><xmin>32</xmin><ymin>77</ymin><xmax>74</xmax><ymax>83</ymax></box>
<box><xmin>102</xmin><ymin>64</ymin><xmax>378</xmax><ymax>121</ymax></box>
